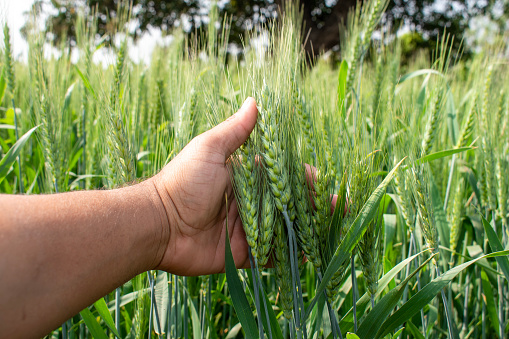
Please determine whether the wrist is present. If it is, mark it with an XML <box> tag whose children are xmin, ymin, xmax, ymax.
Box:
<box><xmin>141</xmin><ymin>179</ymin><xmax>172</xmax><ymax>270</ymax></box>
<box><xmin>117</xmin><ymin>179</ymin><xmax>172</xmax><ymax>273</ymax></box>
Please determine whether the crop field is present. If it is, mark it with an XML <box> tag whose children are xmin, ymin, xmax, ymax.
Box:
<box><xmin>0</xmin><ymin>0</ymin><xmax>508</xmax><ymax>338</ymax></box>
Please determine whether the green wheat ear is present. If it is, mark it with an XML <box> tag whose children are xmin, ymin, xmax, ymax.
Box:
<box><xmin>257</xmin><ymin>181</ymin><xmax>276</xmax><ymax>268</ymax></box>
<box><xmin>293</xmin><ymin>162</ymin><xmax>321</xmax><ymax>269</ymax></box>
<box><xmin>410</xmin><ymin>165</ymin><xmax>439</xmax><ymax>253</ymax></box>
<box><xmin>4</xmin><ymin>24</ymin><xmax>16</xmax><ymax>94</ymax></box>
<box><xmin>257</xmin><ymin>85</ymin><xmax>292</xmax><ymax>215</ymax></box>
<box><xmin>449</xmin><ymin>177</ymin><xmax>465</xmax><ymax>258</ymax></box>
<box><xmin>234</xmin><ymin>140</ymin><xmax>260</xmax><ymax>256</ymax></box>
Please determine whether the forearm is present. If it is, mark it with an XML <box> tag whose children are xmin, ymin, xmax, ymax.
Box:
<box><xmin>0</xmin><ymin>180</ymin><xmax>169</xmax><ymax>338</ymax></box>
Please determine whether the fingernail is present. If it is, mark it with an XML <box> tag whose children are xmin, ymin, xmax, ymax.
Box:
<box><xmin>240</xmin><ymin>97</ymin><xmax>252</xmax><ymax>110</ymax></box>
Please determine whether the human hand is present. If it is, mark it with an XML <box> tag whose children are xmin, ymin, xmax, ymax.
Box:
<box><xmin>149</xmin><ymin>98</ymin><xmax>258</xmax><ymax>276</ymax></box>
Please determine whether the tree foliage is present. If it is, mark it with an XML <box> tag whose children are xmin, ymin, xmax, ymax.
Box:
<box><xmin>34</xmin><ymin>0</ymin><xmax>509</xmax><ymax>57</ymax></box>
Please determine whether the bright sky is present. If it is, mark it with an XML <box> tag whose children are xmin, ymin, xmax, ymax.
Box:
<box><xmin>0</xmin><ymin>0</ymin><xmax>171</xmax><ymax>65</ymax></box>
<box><xmin>0</xmin><ymin>0</ymin><xmax>33</xmax><ymax>61</ymax></box>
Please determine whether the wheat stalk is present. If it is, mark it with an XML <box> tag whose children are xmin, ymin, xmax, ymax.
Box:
<box><xmin>273</xmin><ymin>215</ymin><xmax>293</xmax><ymax>320</ymax></box>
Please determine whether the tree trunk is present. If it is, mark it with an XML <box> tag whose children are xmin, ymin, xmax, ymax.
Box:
<box><xmin>276</xmin><ymin>0</ymin><xmax>359</xmax><ymax>58</ymax></box>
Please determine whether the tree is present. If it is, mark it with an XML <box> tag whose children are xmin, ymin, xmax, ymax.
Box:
<box><xmin>36</xmin><ymin>0</ymin><xmax>509</xmax><ymax>57</ymax></box>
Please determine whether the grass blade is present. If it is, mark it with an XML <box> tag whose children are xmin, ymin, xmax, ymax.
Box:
<box><xmin>339</xmin><ymin>250</ymin><xmax>428</xmax><ymax>332</ymax></box>
<box><xmin>224</xmin><ymin>195</ymin><xmax>259</xmax><ymax>339</ymax></box>
<box><xmin>0</xmin><ymin>125</ymin><xmax>39</xmax><ymax>184</ymax></box>
<box><xmin>154</xmin><ymin>270</ymin><xmax>169</xmax><ymax>334</ymax></box>
<box><xmin>415</xmin><ymin>147</ymin><xmax>475</xmax><ymax>165</ymax></box>
<box><xmin>376</xmin><ymin>250</ymin><xmax>509</xmax><ymax>338</ymax></box>
<box><xmin>356</xmin><ymin>255</ymin><xmax>435</xmax><ymax>339</ymax></box>
<box><xmin>481</xmin><ymin>213</ymin><xmax>509</xmax><ymax>281</ymax></box>
<box><xmin>80</xmin><ymin>307</ymin><xmax>108</xmax><ymax>339</ymax></box>
<box><xmin>337</xmin><ymin>60</ymin><xmax>348</xmax><ymax>118</ymax></box>
<box><xmin>94</xmin><ymin>297</ymin><xmax>121</xmax><ymax>338</ymax></box>
<box><xmin>480</xmin><ymin>269</ymin><xmax>500</xmax><ymax>335</ymax></box>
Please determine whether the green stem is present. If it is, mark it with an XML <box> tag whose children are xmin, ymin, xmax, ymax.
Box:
<box><xmin>12</xmin><ymin>99</ymin><xmax>23</xmax><ymax>194</ymax></box>
<box><xmin>492</xmin><ymin>210</ymin><xmax>504</xmax><ymax>339</ymax></box>
<box><xmin>62</xmin><ymin>320</ymin><xmax>67</xmax><ymax>339</ymax></box>
<box><xmin>462</xmin><ymin>274</ymin><xmax>469</xmax><ymax>336</ymax></box>
<box><xmin>115</xmin><ymin>287</ymin><xmax>121</xmax><ymax>333</ymax></box>
<box><xmin>290</xmin><ymin>227</ymin><xmax>307</xmax><ymax>339</ymax></box>
<box><xmin>175</xmin><ymin>275</ymin><xmax>180</xmax><ymax>338</ymax></box>
<box><xmin>443</xmin><ymin>154</ymin><xmax>456</xmax><ymax>211</ymax></box>
<box><xmin>435</xmin><ymin>265</ymin><xmax>456</xmax><ymax>339</ymax></box>
<box><xmin>317</xmin><ymin>269</ymin><xmax>342</xmax><ymax>339</ymax></box>
<box><xmin>168</xmin><ymin>274</ymin><xmax>173</xmax><ymax>337</ymax></box>
<box><xmin>184</xmin><ymin>276</ymin><xmax>189</xmax><ymax>339</ymax></box>
<box><xmin>148</xmin><ymin>272</ymin><xmax>154</xmax><ymax>339</ymax></box>
<box><xmin>351</xmin><ymin>255</ymin><xmax>358</xmax><ymax>332</ymax></box>
<box><xmin>402</xmin><ymin>232</ymin><xmax>415</xmax><ymax>303</ymax></box>
<box><xmin>248</xmin><ymin>249</ymin><xmax>265</xmax><ymax>339</ymax></box>
<box><xmin>254</xmin><ymin>260</ymin><xmax>273</xmax><ymax>339</ymax></box>
<box><xmin>282</xmin><ymin>209</ymin><xmax>303</xmax><ymax>339</ymax></box>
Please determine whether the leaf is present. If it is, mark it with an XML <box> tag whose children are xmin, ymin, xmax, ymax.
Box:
<box><xmin>337</xmin><ymin>60</ymin><xmax>348</xmax><ymax>118</ymax></box>
<box><xmin>430</xmin><ymin>177</ymin><xmax>450</xmax><ymax>252</ymax></box>
<box><xmin>67</xmin><ymin>148</ymin><xmax>83</xmax><ymax>173</ymax></box>
<box><xmin>305</xmin><ymin>158</ymin><xmax>406</xmax><ymax>322</ymax></box>
<box><xmin>391</xmin><ymin>327</ymin><xmax>405</xmax><ymax>339</ymax></box>
<box><xmin>226</xmin><ymin>323</ymin><xmax>243</xmax><ymax>339</ymax></box>
<box><xmin>74</xmin><ymin>65</ymin><xmax>97</xmax><ymax>99</ymax></box>
<box><xmin>405</xmin><ymin>321</ymin><xmax>424</xmax><ymax>339</ymax></box>
<box><xmin>183</xmin><ymin>283</ymin><xmax>202</xmax><ymax>339</ymax></box>
<box><xmin>154</xmin><ymin>271</ymin><xmax>169</xmax><ymax>334</ymax></box>
<box><xmin>481</xmin><ymin>214</ymin><xmax>509</xmax><ymax>281</ymax></box>
<box><xmin>396</xmin><ymin>69</ymin><xmax>444</xmax><ymax>88</ymax></box>
<box><xmin>246</xmin><ymin>270</ymin><xmax>284</xmax><ymax>339</ymax></box>
<box><xmin>465</xmin><ymin>245</ymin><xmax>500</xmax><ymax>277</ymax></box>
<box><xmin>415</xmin><ymin>73</ymin><xmax>430</xmax><ymax>116</ymax></box>
<box><xmin>0</xmin><ymin>124</ymin><xmax>14</xmax><ymax>130</ymax></box>
<box><xmin>346</xmin><ymin>333</ymin><xmax>361</xmax><ymax>339</ymax></box>
<box><xmin>224</xmin><ymin>195</ymin><xmax>259</xmax><ymax>339</ymax></box>
<box><xmin>376</xmin><ymin>250</ymin><xmax>509</xmax><ymax>338</ymax></box>
<box><xmin>460</xmin><ymin>166</ymin><xmax>481</xmax><ymax>205</ymax></box>
<box><xmin>445</xmin><ymin>89</ymin><xmax>459</xmax><ymax>147</ymax></box>
<box><xmin>107</xmin><ymin>288</ymin><xmax>151</xmax><ymax>312</ymax></box>
<box><xmin>94</xmin><ymin>297</ymin><xmax>121</xmax><ymax>338</ymax></box>
<box><xmin>26</xmin><ymin>166</ymin><xmax>41</xmax><ymax>194</ymax></box>
<box><xmin>415</xmin><ymin>147</ymin><xmax>475</xmax><ymax>165</ymax></box>
<box><xmin>0</xmin><ymin>125</ymin><xmax>39</xmax><ymax>184</ymax></box>
<box><xmin>481</xmin><ymin>269</ymin><xmax>500</xmax><ymax>335</ymax></box>
<box><xmin>80</xmin><ymin>307</ymin><xmax>108</xmax><ymax>339</ymax></box>
<box><xmin>62</xmin><ymin>82</ymin><xmax>77</xmax><ymax>113</ymax></box>
<box><xmin>0</xmin><ymin>66</ymin><xmax>6</xmax><ymax>104</ymax></box>
<box><xmin>356</xmin><ymin>255</ymin><xmax>435</xmax><ymax>339</ymax></box>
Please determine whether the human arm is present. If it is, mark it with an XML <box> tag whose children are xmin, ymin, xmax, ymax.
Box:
<box><xmin>0</xmin><ymin>98</ymin><xmax>258</xmax><ymax>338</ymax></box>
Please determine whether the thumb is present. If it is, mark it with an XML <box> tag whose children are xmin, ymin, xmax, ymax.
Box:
<box><xmin>206</xmin><ymin>97</ymin><xmax>258</xmax><ymax>160</ymax></box>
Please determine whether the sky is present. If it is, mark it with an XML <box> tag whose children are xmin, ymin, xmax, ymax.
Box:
<box><xmin>0</xmin><ymin>0</ymin><xmax>33</xmax><ymax>61</ymax></box>
<box><xmin>0</xmin><ymin>0</ymin><xmax>172</xmax><ymax>65</ymax></box>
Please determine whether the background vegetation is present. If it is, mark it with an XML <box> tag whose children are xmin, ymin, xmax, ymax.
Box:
<box><xmin>27</xmin><ymin>0</ymin><xmax>509</xmax><ymax>57</ymax></box>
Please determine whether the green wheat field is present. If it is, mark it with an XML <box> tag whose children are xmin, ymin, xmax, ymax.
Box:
<box><xmin>0</xmin><ymin>0</ymin><xmax>508</xmax><ymax>338</ymax></box>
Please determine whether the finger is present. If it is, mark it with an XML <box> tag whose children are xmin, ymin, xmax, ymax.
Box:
<box><xmin>304</xmin><ymin>163</ymin><xmax>317</xmax><ymax>191</ymax></box>
<box><xmin>304</xmin><ymin>163</ymin><xmax>345</xmax><ymax>216</ymax></box>
<box><xmin>206</xmin><ymin>97</ymin><xmax>258</xmax><ymax>161</ymax></box>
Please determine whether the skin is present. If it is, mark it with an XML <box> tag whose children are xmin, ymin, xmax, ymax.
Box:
<box><xmin>0</xmin><ymin>98</ymin><xmax>258</xmax><ymax>338</ymax></box>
